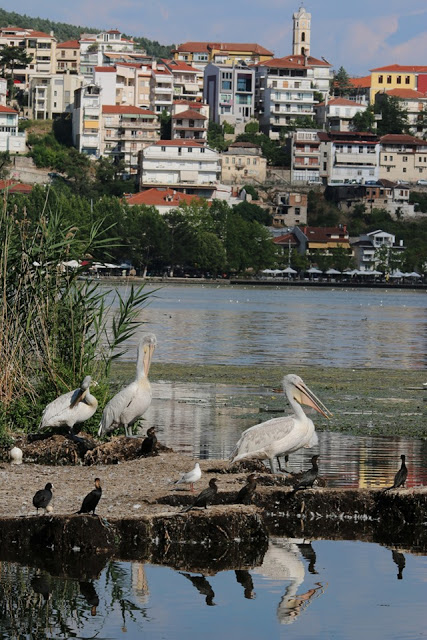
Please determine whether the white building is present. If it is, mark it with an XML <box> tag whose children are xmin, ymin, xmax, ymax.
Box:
<box><xmin>318</xmin><ymin>131</ymin><xmax>380</xmax><ymax>185</ymax></box>
<box><xmin>204</xmin><ymin>62</ymin><xmax>255</xmax><ymax>125</ymax></box>
<box><xmin>0</xmin><ymin>26</ymin><xmax>57</xmax><ymax>91</ymax></box>
<box><xmin>289</xmin><ymin>129</ymin><xmax>322</xmax><ymax>183</ymax></box>
<box><xmin>150</xmin><ymin>62</ymin><xmax>174</xmax><ymax>114</ymax></box>
<box><xmin>164</xmin><ymin>59</ymin><xmax>203</xmax><ymax>102</ymax></box>
<box><xmin>315</xmin><ymin>97</ymin><xmax>367</xmax><ymax>131</ymax></box>
<box><xmin>72</xmin><ymin>83</ymin><xmax>101</xmax><ymax>157</ymax></box>
<box><xmin>0</xmin><ymin>105</ymin><xmax>26</xmax><ymax>153</ymax></box>
<box><xmin>351</xmin><ymin>229</ymin><xmax>405</xmax><ymax>270</ymax></box>
<box><xmin>139</xmin><ymin>140</ymin><xmax>220</xmax><ymax>195</ymax></box>
<box><xmin>29</xmin><ymin>73</ymin><xmax>84</xmax><ymax>119</ymax></box>
<box><xmin>171</xmin><ymin>101</ymin><xmax>209</xmax><ymax>143</ymax></box>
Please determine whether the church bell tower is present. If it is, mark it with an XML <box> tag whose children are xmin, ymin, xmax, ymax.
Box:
<box><xmin>293</xmin><ymin>5</ymin><xmax>311</xmax><ymax>57</ymax></box>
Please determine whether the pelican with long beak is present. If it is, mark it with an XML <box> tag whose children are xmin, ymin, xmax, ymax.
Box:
<box><xmin>98</xmin><ymin>333</ymin><xmax>157</xmax><ymax>437</ymax></box>
<box><xmin>230</xmin><ymin>374</ymin><xmax>332</xmax><ymax>473</ymax></box>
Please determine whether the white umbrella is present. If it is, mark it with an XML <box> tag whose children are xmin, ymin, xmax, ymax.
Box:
<box><xmin>272</xmin><ymin>269</ymin><xmax>284</xmax><ymax>275</ymax></box>
<box><xmin>261</xmin><ymin>268</ymin><xmax>274</xmax><ymax>274</ymax></box>
<box><xmin>282</xmin><ymin>266</ymin><xmax>297</xmax><ymax>274</ymax></box>
<box><xmin>390</xmin><ymin>269</ymin><xmax>405</xmax><ymax>278</ymax></box>
<box><xmin>343</xmin><ymin>269</ymin><xmax>357</xmax><ymax>276</ymax></box>
<box><xmin>61</xmin><ymin>260</ymin><xmax>80</xmax><ymax>268</ymax></box>
<box><xmin>406</xmin><ymin>271</ymin><xmax>421</xmax><ymax>278</ymax></box>
<box><xmin>325</xmin><ymin>268</ymin><xmax>341</xmax><ymax>275</ymax></box>
<box><xmin>307</xmin><ymin>267</ymin><xmax>322</xmax><ymax>274</ymax></box>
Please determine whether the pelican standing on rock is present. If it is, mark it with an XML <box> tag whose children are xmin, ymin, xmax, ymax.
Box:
<box><xmin>230</xmin><ymin>374</ymin><xmax>332</xmax><ymax>473</ymax></box>
<box><xmin>39</xmin><ymin>376</ymin><xmax>98</xmax><ymax>435</ymax></box>
<box><xmin>98</xmin><ymin>333</ymin><xmax>157</xmax><ymax>438</ymax></box>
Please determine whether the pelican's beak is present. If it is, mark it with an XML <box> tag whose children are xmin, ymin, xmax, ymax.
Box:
<box><xmin>294</xmin><ymin>381</ymin><xmax>333</xmax><ymax>419</ymax></box>
<box><xmin>143</xmin><ymin>343</ymin><xmax>156</xmax><ymax>377</ymax></box>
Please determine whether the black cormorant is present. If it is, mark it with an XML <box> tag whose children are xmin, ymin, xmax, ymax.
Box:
<box><xmin>182</xmin><ymin>478</ymin><xmax>218</xmax><ymax>512</ymax></box>
<box><xmin>77</xmin><ymin>478</ymin><xmax>102</xmax><ymax>515</ymax></box>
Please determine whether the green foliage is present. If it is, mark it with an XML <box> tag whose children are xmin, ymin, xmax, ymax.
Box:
<box><xmin>223</xmin><ymin>121</ymin><xmax>235</xmax><ymax>134</ymax></box>
<box><xmin>233</xmin><ymin>201</ymin><xmax>271</xmax><ymax>225</ymax></box>
<box><xmin>351</xmin><ymin>106</ymin><xmax>376</xmax><ymax>132</ymax></box>
<box><xmin>0</xmin><ymin>151</ymin><xmax>10</xmax><ymax>180</ymax></box>
<box><xmin>375</xmin><ymin>95</ymin><xmax>409</xmax><ymax>135</ymax></box>
<box><xmin>409</xmin><ymin>191</ymin><xmax>427</xmax><ymax>213</ymax></box>
<box><xmin>132</xmin><ymin>36</ymin><xmax>174</xmax><ymax>59</ymax></box>
<box><xmin>245</xmin><ymin>121</ymin><xmax>259</xmax><ymax>133</ymax></box>
<box><xmin>207</xmin><ymin>121</ymin><xmax>228</xmax><ymax>151</ymax></box>
<box><xmin>234</xmin><ymin>132</ymin><xmax>289</xmax><ymax>166</ymax></box>
<box><xmin>241</xmin><ymin>184</ymin><xmax>259</xmax><ymax>200</ymax></box>
<box><xmin>333</xmin><ymin>66</ymin><xmax>352</xmax><ymax>97</ymax></box>
<box><xmin>307</xmin><ymin>190</ymin><xmax>341</xmax><ymax>226</ymax></box>
<box><xmin>159</xmin><ymin>110</ymin><xmax>171</xmax><ymax>139</ymax></box>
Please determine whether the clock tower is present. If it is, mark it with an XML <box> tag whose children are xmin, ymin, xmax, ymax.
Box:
<box><xmin>293</xmin><ymin>5</ymin><xmax>311</xmax><ymax>57</ymax></box>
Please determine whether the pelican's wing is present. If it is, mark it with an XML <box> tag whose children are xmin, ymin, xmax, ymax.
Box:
<box><xmin>230</xmin><ymin>415</ymin><xmax>298</xmax><ymax>461</ymax></box>
<box><xmin>98</xmin><ymin>382</ymin><xmax>138</xmax><ymax>436</ymax></box>
<box><xmin>39</xmin><ymin>389</ymin><xmax>78</xmax><ymax>430</ymax></box>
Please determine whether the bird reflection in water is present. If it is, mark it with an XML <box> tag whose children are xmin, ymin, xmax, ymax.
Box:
<box><xmin>391</xmin><ymin>549</ymin><xmax>406</xmax><ymax>580</ymax></box>
<box><xmin>253</xmin><ymin>538</ymin><xmax>326</xmax><ymax>625</ymax></box>
<box><xmin>31</xmin><ymin>572</ymin><xmax>52</xmax><ymax>603</ymax></box>
<box><xmin>79</xmin><ymin>581</ymin><xmax>100</xmax><ymax>616</ymax></box>
<box><xmin>234</xmin><ymin>570</ymin><xmax>255</xmax><ymax>599</ymax></box>
<box><xmin>179</xmin><ymin>573</ymin><xmax>216</xmax><ymax>606</ymax></box>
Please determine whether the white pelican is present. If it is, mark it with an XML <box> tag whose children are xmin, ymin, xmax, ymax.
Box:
<box><xmin>229</xmin><ymin>374</ymin><xmax>332</xmax><ymax>473</ymax></box>
<box><xmin>39</xmin><ymin>375</ymin><xmax>98</xmax><ymax>434</ymax></box>
<box><xmin>98</xmin><ymin>333</ymin><xmax>157</xmax><ymax>437</ymax></box>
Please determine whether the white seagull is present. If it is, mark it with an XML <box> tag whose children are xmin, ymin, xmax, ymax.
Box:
<box><xmin>229</xmin><ymin>374</ymin><xmax>332</xmax><ymax>473</ymax></box>
<box><xmin>98</xmin><ymin>333</ymin><xmax>157</xmax><ymax>437</ymax></box>
<box><xmin>174</xmin><ymin>462</ymin><xmax>202</xmax><ymax>492</ymax></box>
<box><xmin>39</xmin><ymin>375</ymin><xmax>98</xmax><ymax>434</ymax></box>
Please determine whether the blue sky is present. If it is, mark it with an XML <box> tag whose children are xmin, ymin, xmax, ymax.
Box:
<box><xmin>2</xmin><ymin>0</ymin><xmax>427</xmax><ymax>75</ymax></box>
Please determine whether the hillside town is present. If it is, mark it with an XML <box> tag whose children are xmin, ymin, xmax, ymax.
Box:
<box><xmin>0</xmin><ymin>6</ymin><xmax>426</xmax><ymax>278</ymax></box>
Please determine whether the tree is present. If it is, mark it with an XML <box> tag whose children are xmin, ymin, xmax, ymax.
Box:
<box><xmin>0</xmin><ymin>45</ymin><xmax>32</xmax><ymax>101</ymax></box>
<box><xmin>233</xmin><ymin>201</ymin><xmax>271</xmax><ymax>225</ymax></box>
<box><xmin>245</xmin><ymin>121</ymin><xmax>259</xmax><ymax>134</ymax></box>
<box><xmin>351</xmin><ymin>106</ymin><xmax>376</xmax><ymax>133</ymax></box>
<box><xmin>159</xmin><ymin>110</ymin><xmax>171</xmax><ymax>139</ymax></box>
<box><xmin>0</xmin><ymin>151</ymin><xmax>10</xmax><ymax>180</ymax></box>
<box><xmin>207</xmin><ymin>121</ymin><xmax>228</xmax><ymax>151</ymax></box>
<box><xmin>333</xmin><ymin>66</ymin><xmax>352</xmax><ymax>97</ymax></box>
<box><xmin>375</xmin><ymin>95</ymin><xmax>409</xmax><ymax>135</ymax></box>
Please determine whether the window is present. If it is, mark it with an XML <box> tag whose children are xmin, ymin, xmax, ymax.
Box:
<box><xmin>397</xmin><ymin>76</ymin><xmax>401</xmax><ymax>84</ymax></box>
<box><xmin>232</xmin><ymin>157</ymin><xmax>235</xmax><ymax>164</ymax></box>
<box><xmin>201</xmin><ymin>148</ymin><xmax>205</xmax><ymax>153</ymax></box>
<box><xmin>378</xmin><ymin>75</ymin><xmax>383</xmax><ymax>84</ymax></box>
<box><xmin>178</xmin><ymin>147</ymin><xmax>182</xmax><ymax>154</ymax></box>
<box><xmin>403</xmin><ymin>167</ymin><xmax>406</xmax><ymax>172</ymax></box>
<box><xmin>188</xmin><ymin>147</ymin><xmax>192</xmax><ymax>152</ymax></box>
<box><xmin>405</xmin><ymin>76</ymin><xmax>410</xmax><ymax>84</ymax></box>
<box><xmin>387</xmin><ymin>75</ymin><xmax>392</xmax><ymax>84</ymax></box>
<box><xmin>161</xmin><ymin>146</ymin><xmax>166</xmax><ymax>151</ymax></box>
<box><xmin>403</xmin><ymin>156</ymin><xmax>407</xmax><ymax>162</ymax></box>
<box><xmin>253</xmin><ymin>158</ymin><xmax>257</xmax><ymax>165</ymax></box>
<box><xmin>222</xmin><ymin>80</ymin><xmax>232</xmax><ymax>90</ymax></box>
<box><xmin>301</xmin><ymin>32</ymin><xmax>305</xmax><ymax>42</ymax></box>
<box><xmin>247</xmin><ymin>158</ymin><xmax>250</xmax><ymax>165</ymax></box>
<box><xmin>390</xmin><ymin>155</ymin><xmax>393</xmax><ymax>161</ymax></box>
<box><xmin>384</xmin><ymin>155</ymin><xmax>387</xmax><ymax>161</ymax></box>
<box><xmin>225</xmin><ymin>157</ymin><xmax>229</xmax><ymax>164</ymax></box>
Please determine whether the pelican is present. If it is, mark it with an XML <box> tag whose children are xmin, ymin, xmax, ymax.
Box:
<box><xmin>39</xmin><ymin>376</ymin><xmax>98</xmax><ymax>434</ymax></box>
<box><xmin>230</xmin><ymin>374</ymin><xmax>332</xmax><ymax>473</ymax></box>
<box><xmin>98</xmin><ymin>333</ymin><xmax>157</xmax><ymax>437</ymax></box>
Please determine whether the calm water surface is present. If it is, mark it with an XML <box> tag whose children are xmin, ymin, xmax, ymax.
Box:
<box><xmin>105</xmin><ymin>283</ymin><xmax>427</xmax><ymax>369</ymax></box>
<box><xmin>1</xmin><ymin>539</ymin><xmax>426</xmax><ymax>639</ymax></box>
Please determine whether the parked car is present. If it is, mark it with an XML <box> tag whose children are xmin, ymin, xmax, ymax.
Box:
<box><xmin>416</xmin><ymin>179</ymin><xmax>427</xmax><ymax>186</ymax></box>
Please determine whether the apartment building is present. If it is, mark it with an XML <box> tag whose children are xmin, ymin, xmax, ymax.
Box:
<box><xmin>351</xmin><ymin>230</ymin><xmax>405</xmax><ymax>271</ymax></box>
<box><xmin>273</xmin><ymin>191</ymin><xmax>308</xmax><ymax>227</ymax></box>
<box><xmin>29</xmin><ymin>73</ymin><xmax>83</xmax><ymax>119</ymax></box>
<box><xmin>370</xmin><ymin>64</ymin><xmax>427</xmax><ymax>103</ymax></box>
<box><xmin>255</xmin><ymin>57</ymin><xmax>316</xmax><ymax>139</ymax></box>
<box><xmin>379</xmin><ymin>134</ymin><xmax>427</xmax><ymax>182</ymax></box>
<box><xmin>325</xmin><ymin>180</ymin><xmax>417</xmax><ymax>219</ymax></box>
<box><xmin>289</xmin><ymin>129</ymin><xmax>321</xmax><ymax>183</ymax></box>
<box><xmin>315</xmin><ymin>97</ymin><xmax>367</xmax><ymax>131</ymax></box>
<box><xmin>376</xmin><ymin>89</ymin><xmax>427</xmax><ymax>138</ymax></box>
<box><xmin>172</xmin><ymin>41</ymin><xmax>273</xmax><ymax>71</ymax></box>
<box><xmin>319</xmin><ymin>131</ymin><xmax>380</xmax><ymax>185</ymax></box>
<box><xmin>221</xmin><ymin>142</ymin><xmax>267</xmax><ymax>184</ymax></box>
<box><xmin>164</xmin><ymin>59</ymin><xmax>203</xmax><ymax>102</ymax></box>
<box><xmin>300</xmin><ymin>225</ymin><xmax>352</xmax><ymax>261</ymax></box>
<box><xmin>139</xmin><ymin>140</ymin><xmax>220</xmax><ymax>196</ymax></box>
<box><xmin>72</xmin><ymin>83</ymin><xmax>102</xmax><ymax>156</ymax></box>
<box><xmin>204</xmin><ymin>62</ymin><xmax>255</xmax><ymax>125</ymax></box>
<box><xmin>150</xmin><ymin>62</ymin><xmax>173</xmax><ymax>114</ymax></box>
<box><xmin>101</xmin><ymin>105</ymin><xmax>160</xmax><ymax>176</ymax></box>
<box><xmin>56</xmin><ymin>40</ymin><xmax>80</xmax><ymax>74</ymax></box>
<box><xmin>0</xmin><ymin>105</ymin><xmax>26</xmax><ymax>152</ymax></box>
<box><xmin>79</xmin><ymin>29</ymin><xmax>137</xmax><ymax>82</ymax></box>
<box><xmin>0</xmin><ymin>26</ymin><xmax>57</xmax><ymax>90</ymax></box>
<box><xmin>171</xmin><ymin>101</ymin><xmax>208</xmax><ymax>143</ymax></box>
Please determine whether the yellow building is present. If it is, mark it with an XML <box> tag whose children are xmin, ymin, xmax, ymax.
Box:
<box><xmin>369</xmin><ymin>64</ymin><xmax>427</xmax><ymax>103</ymax></box>
<box><xmin>173</xmin><ymin>42</ymin><xmax>273</xmax><ymax>70</ymax></box>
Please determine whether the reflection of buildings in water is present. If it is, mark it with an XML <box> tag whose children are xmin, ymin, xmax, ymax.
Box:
<box><xmin>131</xmin><ymin>563</ymin><xmax>149</xmax><ymax>605</ymax></box>
<box><xmin>252</xmin><ymin>538</ymin><xmax>325</xmax><ymax>625</ymax></box>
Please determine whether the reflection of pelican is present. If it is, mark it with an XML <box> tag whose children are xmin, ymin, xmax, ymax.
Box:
<box><xmin>230</xmin><ymin>375</ymin><xmax>331</xmax><ymax>473</ymax></box>
<box><xmin>253</xmin><ymin>538</ymin><xmax>325</xmax><ymax>625</ymax></box>
<box><xmin>179</xmin><ymin>573</ymin><xmax>216</xmax><ymax>606</ymax></box>
<box><xmin>98</xmin><ymin>334</ymin><xmax>156</xmax><ymax>437</ymax></box>
<box><xmin>39</xmin><ymin>376</ymin><xmax>98</xmax><ymax>435</ymax></box>
<box><xmin>31</xmin><ymin>572</ymin><xmax>51</xmax><ymax>602</ymax></box>
<box><xmin>383</xmin><ymin>454</ymin><xmax>408</xmax><ymax>491</ymax></box>
<box><xmin>391</xmin><ymin>549</ymin><xmax>406</xmax><ymax>580</ymax></box>
<box><xmin>235</xmin><ymin>570</ymin><xmax>255</xmax><ymax>599</ymax></box>
<box><xmin>79</xmin><ymin>581</ymin><xmax>99</xmax><ymax>615</ymax></box>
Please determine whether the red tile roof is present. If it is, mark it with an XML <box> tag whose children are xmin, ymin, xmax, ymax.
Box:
<box><xmin>102</xmin><ymin>105</ymin><xmax>156</xmax><ymax>115</ymax></box>
<box><xmin>27</xmin><ymin>30</ymin><xmax>54</xmax><ymax>38</ymax></box>
<box><xmin>385</xmin><ymin>88</ymin><xmax>427</xmax><ymax>99</ymax></box>
<box><xmin>349</xmin><ymin>76</ymin><xmax>371</xmax><ymax>89</ymax></box>
<box><xmin>164</xmin><ymin>59</ymin><xmax>199</xmax><ymax>73</ymax></box>
<box><xmin>173</xmin><ymin>100</ymin><xmax>204</xmax><ymax>108</ymax></box>
<box><xmin>370</xmin><ymin>64</ymin><xmax>427</xmax><ymax>73</ymax></box>
<box><xmin>0</xmin><ymin>105</ymin><xmax>17</xmax><ymax>114</ymax></box>
<box><xmin>318</xmin><ymin>97</ymin><xmax>366</xmax><ymax>107</ymax></box>
<box><xmin>126</xmin><ymin>187</ymin><xmax>204</xmax><ymax>207</ymax></box>
<box><xmin>301</xmin><ymin>226</ymin><xmax>350</xmax><ymax>243</ymax></box>
<box><xmin>0</xmin><ymin>180</ymin><xmax>32</xmax><ymax>193</ymax></box>
<box><xmin>172</xmin><ymin>109</ymin><xmax>207</xmax><ymax>120</ymax></box>
<box><xmin>380</xmin><ymin>134</ymin><xmax>427</xmax><ymax>145</ymax></box>
<box><xmin>272</xmin><ymin>232</ymin><xmax>299</xmax><ymax>246</ymax></box>
<box><xmin>175</xmin><ymin>41</ymin><xmax>273</xmax><ymax>56</ymax></box>
<box><xmin>94</xmin><ymin>66</ymin><xmax>116</xmax><ymax>73</ymax></box>
<box><xmin>57</xmin><ymin>40</ymin><xmax>80</xmax><ymax>49</ymax></box>
<box><xmin>280</xmin><ymin>54</ymin><xmax>331</xmax><ymax>67</ymax></box>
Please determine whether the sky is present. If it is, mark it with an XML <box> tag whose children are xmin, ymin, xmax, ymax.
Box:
<box><xmin>2</xmin><ymin>0</ymin><xmax>427</xmax><ymax>75</ymax></box>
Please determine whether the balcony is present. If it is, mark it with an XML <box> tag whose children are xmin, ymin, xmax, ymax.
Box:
<box><xmin>335</xmin><ymin>152</ymin><xmax>377</xmax><ymax>165</ymax></box>
<box><xmin>155</xmin><ymin>85</ymin><xmax>173</xmax><ymax>93</ymax></box>
<box><xmin>120</xmin><ymin>121</ymin><xmax>158</xmax><ymax>129</ymax></box>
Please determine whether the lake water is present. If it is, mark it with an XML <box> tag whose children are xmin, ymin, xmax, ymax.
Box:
<box><xmin>106</xmin><ymin>283</ymin><xmax>427</xmax><ymax>369</ymax></box>
<box><xmin>1</xmin><ymin>538</ymin><xmax>426</xmax><ymax>639</ymax></box>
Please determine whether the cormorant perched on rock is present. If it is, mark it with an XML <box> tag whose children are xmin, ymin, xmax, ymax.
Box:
<box><xmin>33</xmin><ymin>483</ymin><xmax>53</xmax><ymax>514</ymax></box>
<box><xmin>77</xmin><ymin>478</ymin><xmax>102</xmax><ymax>515</ymax></box>
<box><xmin>383</xmin><ymin>454</ymin><xmax>408</xmax><ymax>492</ymax></box>
<box><xmin>139</xmin><ymin>427</ymin><xmax>157</xmax><ymax>456</ymax></box>
<box><xmin>289</xmin><ymin>455</ymin><xmax>319</xmax><ymax>495</ymax></box>
<box><xmin>182</xmin><ymin>478</ymin><xmax>218</xmax><ymax>512</ymax></box>
<box><xmin>236</xmin><ymin>474</ymin><xmax>258</xmax><ymax>505</ymax></box>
